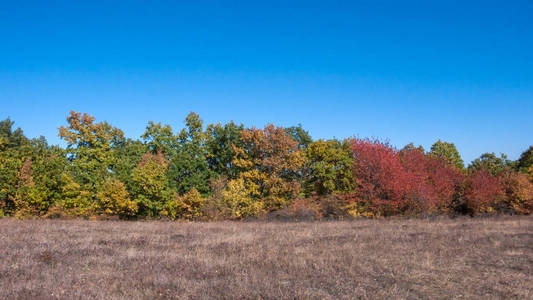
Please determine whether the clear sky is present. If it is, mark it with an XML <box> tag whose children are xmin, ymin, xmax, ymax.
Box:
<box><xmin>1</xmin><ymin>1</ymin><xmax>532</xmax><ymax>164</ymax></box>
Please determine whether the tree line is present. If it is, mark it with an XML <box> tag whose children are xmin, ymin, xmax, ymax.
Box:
<box><xmin>1</xmin><ymin>111</ymin><xmax>532</xmax><ymax>220</ymax></box>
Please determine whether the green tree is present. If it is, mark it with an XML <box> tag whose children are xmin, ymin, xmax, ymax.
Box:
<box><xmin>469</xmin><ymin>153</ymin><xmax>513</xmax><ymax>176</ymax></box>
<box><xmin>14</xmin><ymin>138</ymin><xmax>68</xmax><ymax>216</ymax></box>
<box><xmin>304</xmin><ymin>139</ymin><xmax>356</xmax><ymax>195</ymax></box>
<box><xmin>0</xmin><ymin>119</ymin><xmax>30</xmax><ymax>215</ymax></box>
<box><xmin>113</xmin><ymin>139</ymin><xmax>147</xmax><ymax>190</ymax></box>
<box><xmin>0</xmin><ymin>149</ymin><xmax>24</xmax><ymax>214</ymax></box>
<box><xmin>205</xmin><ymin>121</ymin><xmax>244</xmax><ymax>179</ymax></box>
<box><xmin>130</xmin><ymin>151</ymin><xmax>172</xmax><ymax>217</ymax></box>
<box><xmin>517</xmin><ymin>146</ymin><xmax>533</xmax><ymax>173</ymax></box>
<box><xmin>141</xmin><ymin>121</ymin><xmax>177</xmax><ymax>157</ymax></box>
<box><xmin>429</xmin><ymin>140</ymin><xmax>464</xmax><ymax>169</ymax></box>
<box><xmin>0</xmin><ymin>118</ymin><xmax>29</xmax><ymax>150</ymax></box>
<box><xmin>168</xmin><ymin>112</ymin><xmax>212</xmax><ymax>195</ymax></box>
<box><xmin>285</xmin><ymin>124</ymin><xmax>313</xmax><ymax>149</ymax></box>
<box><xmin>58</xmin><ymin>111</ymin><xmax>125</xmax><ymax>192</ymax></box>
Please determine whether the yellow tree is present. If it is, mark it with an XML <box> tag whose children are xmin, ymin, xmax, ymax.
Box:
<box><xmin>233</xmin><ymin>124</ymin><xmax>305</xmax><ymax>211</ymax></box>
<box><xmin>97</xmin><ymin>178</ymin><xmax>138</xmax><ymax>218</ymax></box>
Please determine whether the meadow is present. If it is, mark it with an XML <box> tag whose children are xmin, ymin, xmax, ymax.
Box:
<box><xmin>1</xmin><ymin>216</ymin><xmax>532</xmax><ymax>299</ymax></box>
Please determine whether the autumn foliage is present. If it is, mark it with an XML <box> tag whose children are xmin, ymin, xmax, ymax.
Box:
<box><xmin>0</xmin><ymin>112</ymin><xmax>532</xmax><ymax>220</ymax></box>
<box><xmin>346</xmin><ymin>138</ymin><xmax>464</xmax><ymax>216</ymax></box>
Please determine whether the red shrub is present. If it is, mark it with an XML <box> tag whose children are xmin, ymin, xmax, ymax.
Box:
<box><xmin>348</xmin><ymin>138</ymin><xmax>464</xmax><ymax>217</ymax></box>
<box><xmin>349</xmin><ymin>138</ymin><xmax>411</xmax><ymax>216</ymax></box>
<box><xmin>464</xmin><ymin>168</ymin><xmax>504</xmax><ymax>214</ymax></box>
<box><xmin>401</xmin><ymin>149</ymin><xmax>464</xmax><ymax>214</ymax></box>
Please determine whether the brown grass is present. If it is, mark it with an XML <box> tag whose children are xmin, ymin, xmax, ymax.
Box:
<box><xmin>1</xmin><ymin>217</ymin><xmax>532</xmax><ymax>299</ymax></box>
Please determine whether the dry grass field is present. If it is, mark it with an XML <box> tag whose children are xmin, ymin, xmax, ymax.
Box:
<box><xmin>1</xmin><ymin>217</ymin><xmax>532</xmax><ymax>299</ymax></box>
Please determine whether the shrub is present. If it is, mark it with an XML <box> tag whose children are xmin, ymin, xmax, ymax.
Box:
<box><xmin>304</xmin><ymin>139</ymin><xmax>356</xmax><ymax>195</ymax></box>
<box><xmin>222</xmin><ymin>178</ymin><xmax>263</xmax><ymax>219</ymax></box>
<box><xmin>400</xmin><ymin>149</ymin><xmax>464</xmax><ymax>215</ymax></box>
<box><xmin>163</xmin><ymin>188</ymin><xmax>205</xmax><ymax>220</ymax></box>
<box><xmin>96</xmin><ymin>178</ymin><xmax>138</xmax><ymax>218</ymax></box>
<box><xmin>59</xmin><ymin>173</ymin><xmax>95</xmax><ymax>217</ymax></box>
<box><xmin>268</xmin><ymin>198</ymin><xmax>322</xmax><ymax>221</ymax></box>
<box><xmin>349</xmin><ymin>138</ymin><xmax>413</xmax><ymax>216</ymax></box>
<box><xmin>501</xmin><ymin>171</ymin><xmax>533</xmax><ymax>214</ymax></box>
<box><xmin>349</xmin><ymin>138</ymin><xmax>465</xmax><ymax>217</ymax></box>
<box><xmin>464</xmin><ymin>168</ymin><xmax>504</xmax><ymax>214</ymax></box>
<box><xmin>201</xmin><ymin>176</ymin><xmax>229</xmax><ymax>220</ymax></box>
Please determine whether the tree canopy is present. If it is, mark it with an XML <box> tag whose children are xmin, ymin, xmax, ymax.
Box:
<box><xmin>1</xmin><ymin>112</ymin><xmax>531</xmax><ymax>220</ymax></box>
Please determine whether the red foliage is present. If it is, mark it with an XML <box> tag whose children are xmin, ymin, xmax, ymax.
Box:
<box><xmin>349</xmin><ymin>138</ymin><xmax>410</xmax><ymax>215</ymax></box>
<box><xmin>401</xmin><ymin>149</ymin><xmax>464</xmax><ymax>214</ymax></box>
<box><xmin>348</xmin><ymin>138</ymin><xmax>464</xmax><ymax>216</ymax></box>
<box><xmin>464</xmin><ymin>168</ymin><xmax>504</xmax><ymax>213</ymax></box>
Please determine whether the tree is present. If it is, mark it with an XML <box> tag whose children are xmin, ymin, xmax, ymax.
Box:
<box><xmin>0</xmin><ymin>119</ymin><xmax>31</xmax><ymax>215</ymax></box>
<box><xmin>141</xmin><ymin>121</ymin><xmax>177</xmax><ymax>157</ymax></box>
<box><xmin>58</xmin><ymin>111</ymin><xmax>125</xmax><ymax>192</ymax></box>
<box><xmin>11</xmin><ymin>158</ymin><xmax>40</xmax><ymax>217</ymax></box>
<box><xmin>469</xmin><ymin>153</ymin><xmax>512</xmax><ymax>176</ymax></box>
<box><xmin>12</xmin><ymin>138</ymin><xmax>68</xmax><ymax>217</ymax></box>
<box><xmin>205</xmin><ymin>121</ymin><xmax>244</xmax><ymax>180</ymax></box>
<box><xmin>401</xmin><ymin>143</ymin><xmax>424</xmax><ymax>154</ymax></box>
<box><xmin>429</xmin><ymin>140</ymin><xmax>464</xmax><ymax>170</ymax></box>
<box><xmin>304</xmin><ymin>139</ymin><xmax>355</xmax><ymax>195</ymax></box>
<box><xmin>0</xmin><ymin>118</ymin><xmax>29</xmax><ymax>150</ymax></box>
<box><xmin>113</xmin><ymin>139</ymin><xmax>148</xmax><ymax>190</ymax></box>
<box><xmin>234</xmin><ymin>124</ymin><xmax>305</xmax><ymax>210</ymax></box>
<box><xmin>168</xmin><ymin>112</ymin><xmax>212</xmax><ymax>195</ymax></box>
<box><xmin>529</xmin><ymin>165</ymin><xmax>533</xmax><ymax>182</ymax></box>
<box><xmin>0</xmin><ymin>149</ymin><xmax>24</xmax><ymax>214</ymax></box>
<box><xmin>285</xmin><ymin>124</ymin><xmax>313</xmax><ymax>149</ymax></box>
<box><xmin>517</xmin><ymin>146</ymin><xmax>533</xmax><ymax>173</ymax></box>
<box><xmin>130</xmin><ymin>151</ymin><xmax>172</xmax><ymax>218</ymax></box>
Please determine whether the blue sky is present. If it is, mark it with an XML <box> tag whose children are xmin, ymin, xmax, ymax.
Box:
<box><xmin>1</xmin><ymin>1</ymin><xmax>532</xmax><ymax>164</ymax></box>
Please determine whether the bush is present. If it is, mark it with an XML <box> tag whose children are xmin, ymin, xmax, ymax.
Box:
<box><xmin>222</xmin><ymin>178</ymin><xmax>263</xmax><ymax>219</ymax></box>
<box><xmin>267</xmin><ymin>198</ymin><xmax>321</xmax><ymax>221</ymax></box>
<box><xmin>464</xmin><ymin>168</ymin><xmax>504</xmax><ymax>214</ymax></box>
<box><xmin>97</xmin><ymin>178</ymin><xmax>138</xmax><ymax>218</ymax></box>
<box><xmin>201</xmin><ymin>176</ymin><xmax>229</xmax><ymax>220</ymax></box>
<box><xmin>349</xmin><ymin>138</ymin><xmax>464</xmax><ymax>217</ymax></box>
<box><xmin>501</xmin><ymin>171</ymin><xmax>533</xmax><ymax>214</ymax></box>
<box><xmin>163</xmin><ymin>188</ymin><xmax>205</xmax><ymax>220</ymax></box>
<box><xmin>349</xmin><ymin>138</ymin><xmax>409</xmax><ymax>216</ymax></box>
<box><xmin>59</xmin><ymin>173</ymin><xmax>95</xmax><ymax>217</ymax></box>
